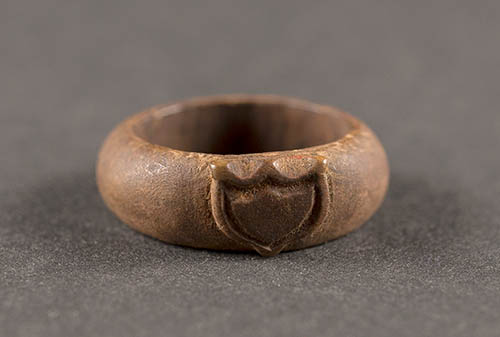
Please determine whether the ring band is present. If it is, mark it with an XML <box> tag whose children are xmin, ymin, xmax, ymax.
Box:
<box><xmin>97</xmin><ymin>95</ymin><xmax>389</xmax><ymax>256</ymax></box>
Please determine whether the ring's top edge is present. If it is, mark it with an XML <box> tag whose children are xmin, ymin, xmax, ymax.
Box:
<box><xmin>123</xmin><ymin>94</ymin><xmax>365</xmax><ymax>159</ymax></box>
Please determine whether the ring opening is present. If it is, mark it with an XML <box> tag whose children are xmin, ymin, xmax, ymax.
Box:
<box><xmin>134</xmin><ymin>98</ymin><xmax>357</xmax><ymax>155</ymax></box>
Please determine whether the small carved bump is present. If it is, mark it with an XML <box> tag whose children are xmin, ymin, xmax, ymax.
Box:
<box><xmin>226</xmin><ymin>159</ymin><xmax>266</xmax><ymax>181</ymax></box>
<box><xmin>272</xmin><ymin>155</ymin><xmax>327</xmax><ymax>179</ymax></box>
<box><xmin>209</xmin><ymin>159</ymin><xmax>267</xmax><ymax>184</ymax></box>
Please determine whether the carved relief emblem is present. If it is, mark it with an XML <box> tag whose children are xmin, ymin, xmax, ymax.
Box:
<box><xmin>209</xmin><ymin>156</ymin><xmax>330</xmax><ymax>256</ymax></box>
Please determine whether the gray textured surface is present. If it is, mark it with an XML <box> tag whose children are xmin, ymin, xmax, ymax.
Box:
<box><xmin>1</xmin><ymin>0</ymin><xmax>500</xmax><ymax>336</ymax></box>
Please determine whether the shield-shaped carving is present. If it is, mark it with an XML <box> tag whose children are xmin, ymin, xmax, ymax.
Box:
<box><xmin>209</xmin><ymin>156</ymin><xmax>330</xmax><ymax>256</ymax></box>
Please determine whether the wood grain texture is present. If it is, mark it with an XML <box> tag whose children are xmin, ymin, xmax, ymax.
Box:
<box><xmin>96</xmin><ymin>95</ymin><xmax>389</xmax><ymax>255</ymax></box>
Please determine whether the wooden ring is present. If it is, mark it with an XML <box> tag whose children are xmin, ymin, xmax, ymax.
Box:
<box><xmin>97</xmin><ymin>95</ymin><xmax>389</xmax><ymax>256</ymax></box>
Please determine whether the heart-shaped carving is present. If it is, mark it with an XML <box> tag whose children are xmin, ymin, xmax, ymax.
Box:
<box><xmin>209</xmin><ymin>156</ymin><xmax>329</xmax><ymax>256</ymax></box>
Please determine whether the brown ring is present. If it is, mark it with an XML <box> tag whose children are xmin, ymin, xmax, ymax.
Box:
<box><xmin>96</xmin><ymin>95</ymin><xmax>389</xmax><ymax>256</ymax></box>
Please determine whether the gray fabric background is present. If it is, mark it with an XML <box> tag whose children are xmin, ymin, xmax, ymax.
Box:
<box><xmin>1</xmin><ymin>1</ymin><xmax>500</xmax><ymax>336</ymax></box>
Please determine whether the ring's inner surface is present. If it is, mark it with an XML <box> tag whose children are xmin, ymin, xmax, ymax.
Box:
<box><xmin>135</xmin><ymin>101</ymin><xmax>356</xmax><ymax>154</ymax></box>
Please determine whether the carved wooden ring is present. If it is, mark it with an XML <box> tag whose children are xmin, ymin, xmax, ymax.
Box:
<box><xmin>97</xmin><ymin>95</ymin><xmax>389</xmax><ymax>256</ymax></box>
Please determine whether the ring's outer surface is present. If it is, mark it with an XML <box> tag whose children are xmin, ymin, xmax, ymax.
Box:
<box><xmin>97</xmin><ymin>95</ymin><xmax>389</xmax><ymax>256</ymax></box>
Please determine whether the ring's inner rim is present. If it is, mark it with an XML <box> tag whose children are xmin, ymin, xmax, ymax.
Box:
<box><xmin>133</xmin><ymin>100</ymin><xmax>357</xmax><ymax>155</ymax></box>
